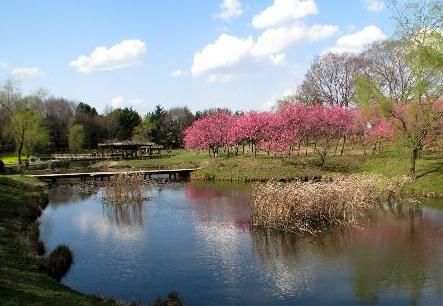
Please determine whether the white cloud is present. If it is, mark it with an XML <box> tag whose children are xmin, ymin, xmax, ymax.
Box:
<box><xmin>111</xmin><ymin>96</ymin><xmax>145</xmax><ymax>110</ymax></box>
<box><xmin>11</xmin><ymin>67</ymin><xmax>42</xmax><ymax>81</ymax></box>
<box><xmin>252</xmin><ymin>0</ymin><xmax>318</xmax><ymax>29</ymax></box>
<box><xmin>251</xmin><ymin>24</ymin><xmax>338</xmax><ymax>57</ymax></box>
<box><xmin>171</xmin><ymin>69</ymin><xmax>186</xmax><ymax>78</ymax></box>
<box><xmin>69</xmin><ymin>39</ymin><xmax>146</xmax><ymax>73</ymax></box>
<box><xmin>217</xmin><ymin>0</ymin><xmax>243</xmax><ymax>20</ymax></box>
<box><xmin>363</xmin><ymin>0</ymin><xmax>385</xmax><ymax>12</ymax></box>
<box><xmin>111</xmin><ymin>96</ymin><xmax>125</xmax><ymax>108</ymax></box>
<box><xmin>191</xmin><ymin>34</ymin><xmax>254</xmax><ymax>77</ymax></box>
<box><xmin>191</xmin><ymin>23</ymin><xmax>337</xmax><ymax>82</ymax></box>
<box><xmin>324</xmin><ymin>25</ymin><xmax>387</xmax><ymax>54</ymax></box>
<box><xmin>269</xmin><ymin>53</ymin><xmax>286</xmax><ymax>65</ymax></box>
<box><xmin>0</xmin><ymin>63</ymin><xmax>8</xmax><ymax>70</ymax></box>
<box><xmin>262</xmin><ymin>87</ymin><xmax>296</xmax><ymax>110</ymax></box>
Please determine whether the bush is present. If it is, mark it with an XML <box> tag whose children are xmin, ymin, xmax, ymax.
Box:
<box><xmin>150</xmin><ymin>291</ymin><xmax>183</xmax><ymax>306</ymax></box>
<box><xmin>47</xmin><ymin>245</ymin><xmax>74</xmax><ymax>281</ymax></box>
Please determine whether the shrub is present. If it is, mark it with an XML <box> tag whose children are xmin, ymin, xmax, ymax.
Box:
<box><xmin>47</xmin><ymin>245</ymin><xmax>74</xmax><ymax>281</ymax></box>
<box><xmin>150</xmin><ymin>291</ymin><xmax>183</xmax><ymax>306</ymax></box>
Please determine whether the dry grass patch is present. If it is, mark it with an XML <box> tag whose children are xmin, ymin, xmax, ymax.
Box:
<box><xmin>102</xmin><ymin>173</ymin><xmax>149</xmax><ymax>204</ymax></box>
<box><xmin>251</xmin><ymin>175</ymin><xmax>410</xmax><ymax>235</ymax></box>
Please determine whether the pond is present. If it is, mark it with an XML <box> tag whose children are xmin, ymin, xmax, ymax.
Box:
<box><xmin>39</xmin><ymin>182</ymin><xmax>443</xmax><ymax>306</ymax></box>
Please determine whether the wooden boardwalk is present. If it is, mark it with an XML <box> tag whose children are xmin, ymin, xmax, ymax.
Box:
<box><xmin>29</xmin><ymin>168</ymin><xmax>198</xmax><ymax>182</ymax></box>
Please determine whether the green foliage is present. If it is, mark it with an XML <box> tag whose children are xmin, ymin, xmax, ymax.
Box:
<box><xmin>68</xmin><ymin>124</ymin><xmax>85</xmax><ymax>151</ymax></box>
<box><xmin>106</xmin><ymin>107</ymin><xmax>141</xmax><ymax>140</ymax></box>
<box><xmin>6</xmin><ymin>104</ymin><xmax>49</xmax><ymax>162</ymax></box>
<box><xmin>354</xmin><ymin>77</ymin><xmax>393</xmax><ymax>117</ymax></box>
<box><xmin>132</xmin><ymin>114</ymin><xmax>152</xmax><ymax>141</ymax></box>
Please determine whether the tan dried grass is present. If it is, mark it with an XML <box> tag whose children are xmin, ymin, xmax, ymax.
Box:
<box><xmin>102</xmin><ymin>173</ymin><xmax>149</xmax><ymax>204</ymax></box>
<box><xmin>251</xmin><ymin>175</ymin><xmax>410</xmax><ymax>235</ymax></box>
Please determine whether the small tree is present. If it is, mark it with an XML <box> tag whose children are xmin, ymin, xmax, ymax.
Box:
<box><xmin>7</xmin><ymin>108</ymin><xmax>49</xmax><ymax>164</ymax></box>
<box><xmin>68</xmin><ymin>124</ymin><xmax>85</xmax><ymax>151</ymax></box>
<box><xmin>356</xmin><ymin>0</ymin><xmax>443</xmax><ymax>178</ymax></box>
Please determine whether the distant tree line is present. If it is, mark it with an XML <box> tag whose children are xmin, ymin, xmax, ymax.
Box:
<box><xmin>0</xmin><ymin>83</ymin><xmax>219</xmax><ymax>162</ymax></box>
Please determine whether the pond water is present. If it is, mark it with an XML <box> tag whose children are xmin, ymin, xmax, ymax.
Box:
<box><xmin>39</xmin><ymin>182</ymin><xmax>443</xmax><ymax>306</ymax></box>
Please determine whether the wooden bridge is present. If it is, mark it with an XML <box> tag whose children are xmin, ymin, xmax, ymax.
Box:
<box><xmin>29</xmin><ymin>168</ymin><xmax>198</xmax><ymax>182</ymax></box>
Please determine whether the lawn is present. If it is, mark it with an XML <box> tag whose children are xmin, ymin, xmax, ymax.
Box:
<box><xmin>96</xmin><ymin>147</ymin><xmax>443</xmax><ymax>196</ymax></box>
<box><xmin>0</xmin><ymin>154</ymin><xmax>18</xmax><ymax>165</ymax></box>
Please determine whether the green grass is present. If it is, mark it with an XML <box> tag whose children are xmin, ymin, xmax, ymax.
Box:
<box><xmin>98</xmin><ymin>147</ymin><xmax>443</xmax><ymax>196</ymax></box>
<box><xmin>0</xmin><ymin>154</ymin><xmax>18</xmax><ymax>165</ymax></box>
<box><xmin>94</xmin><ymin>149</ymin><xmax>210</xmax><ymax>170</ymax></box>
<box><xmin>359</xmin><ymin>152</ymin><xmax>443</xmax><ymax>196</ymax></box>
<box><xmin>0</xmin><ymin>175</ymin><xmax>115</xmax><ymax>305</ymax></box>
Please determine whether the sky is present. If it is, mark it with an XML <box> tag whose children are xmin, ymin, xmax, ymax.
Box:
<box><xmin>0</xmin><ymin>0</ymin><xmax>394</xmax><ymax>114</ymax></box>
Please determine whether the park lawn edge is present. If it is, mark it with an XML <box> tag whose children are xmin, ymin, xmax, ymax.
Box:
<box><xmin>0</xmin><ymin>175</ymin><xmax>121</xmax><ymax>305</ymax></box>
<box><xmin>106</xmin><ymin>150</ymin><xmax>442</xmax><ymax>197</ymax></box>
<box><xmin>0</xmin><ymin>175</ymin><xmax>184</xmax><ymax>306</ymax></box>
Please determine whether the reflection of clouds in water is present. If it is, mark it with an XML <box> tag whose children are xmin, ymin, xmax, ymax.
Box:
<box><xmin>195</xmin><ymin>221</ymin><xmax>249</xmax><ymax>285</ymax></box>
<box><xmin>252</xmin><ymin>232</ymin><xmax>314</xmax><ymax>298</ymax></box>
<box><xmin>74</xmin><ymin>208</ymin><xmax>144</xmax><ymax>242</ymax></box>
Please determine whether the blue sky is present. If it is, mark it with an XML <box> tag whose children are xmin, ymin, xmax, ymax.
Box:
<box><xmin>0</xmin><ymin>0</ymin><xmax>394</xmax><ymax>114</ymax></box>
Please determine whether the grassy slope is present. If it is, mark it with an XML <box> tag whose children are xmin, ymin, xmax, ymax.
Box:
<box><xmin>0</xmin><ymin>154</ymin><xmax>18</xmax><ymax>165</ymax></box>
<box><xmin>0</xmin><ymin>175</ymin><xmax>114</xmax><ymax>305</ymax></box>
<box><xmin>99</xmin><ymin>148</ymin><xmax>443</xmax><ymax>196</ymax></box>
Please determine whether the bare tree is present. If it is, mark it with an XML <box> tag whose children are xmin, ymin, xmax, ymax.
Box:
<box><xmin>0</xmin><ymin>79</ymin><xmax>21</xmax><ymax>146</ymax></box>
<box><xmin>361</xmin><ymin>41</ymin><xmax>416</xmax><ymax>103</ymax></box>
<box><xmin>296</xmin><ymin>53</ymin><xmax>365</xmax><ymax>107</ymax></box>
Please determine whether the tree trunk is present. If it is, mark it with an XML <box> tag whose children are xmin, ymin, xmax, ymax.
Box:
<box><xmin>334</xmin><ymin>136</ymin><xmax>340</xmax><ymax>156</ymax></box>
<box><xmin>410</xmin><ymin>148</ymin><xmax>418</xmax><ymax>179</ymax></box>
<box><xmin>18</xmin><ymin>142</ymin><xmax>24</xmax><ymax>165</ymax></box>
<box><xmin>340</xmin><ymin>135</ymin><xmax>346</xmax><ymax>156</ymax></box>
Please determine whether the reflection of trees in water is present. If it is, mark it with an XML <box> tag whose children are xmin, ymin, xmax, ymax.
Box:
<box><xmin>185</xmin><ymin>182</ymin><xmax>250</xmax><ymax>225</ymax></box>
<box><xmin>311</xmin><ymin>204</ymin><xmax>443</xmax><ymax>305</ymax></box>
<box><xmin>102</xmin><ymin>203</ymin><xmax>144</xmax><ymax>228</ymax></box>
<box><xmin>48</xmin><ymin>186</ymin><xmax>95</xmax><ymax>206</ymax></box>
<box><xmin>251</xmin><ymin>204</ymin><xmax>443</xmax><ymax>303</ymax></box>
<box><xmin>348</xmin><ymin>205</ymin><xmax>443</xmax><ymax>306</ymax></box>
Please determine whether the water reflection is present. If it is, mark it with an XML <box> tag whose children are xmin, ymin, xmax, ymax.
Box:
<box><xmin>39</xmin><ymin>183</ymin><xmax>443</xmax><ymax>306</ymax></box>
<box><xmin>102</xmin><ymin>202</ymin><xmax>144</xmax><ymax>228</ymax></box>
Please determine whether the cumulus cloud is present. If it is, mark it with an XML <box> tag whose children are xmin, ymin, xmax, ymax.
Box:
<box><xmin>191</xmin><ymin>22</ymin><xmax>338</xmax><ymax>82</ymax></box>
<box><xmin>252</xmin><ymin>0</ymin><xmax>318</xmax><ymax>29</ymax></box>
<box><xmin>217</xmin><ymin>0</ymin><xmax>243</xmax><ymax>20</ymax></box>
<box><xmin>363</xmin><ymin>0</ymin><xmax>385</xmax><ymax>12</ymax></box>
<box><xmin>324</xmin><ymin>25</ymin><xmax>387</xmax><ymax>54</ymax></box>
<box><xmin>251</xmin><ymin>24</ymin><xmax>338</xmax><ymax>57</ymax></box>
<box><xmin>269</xmin><ymin>53</ymin><xmax>286</xmax><ymax>65</ymax></box>
<box><xmin>262</xmin><ymin>87</ymin><xmax>296</xmax><ymax>110</ymax></box>
<box><xmin>191</xmin><ymin>34</ymin><xmax>254</xmax><ymax>77</ymax></box>
<box><xmin>11</xmin><ymin>67</ymin><xmax>42</xmax><ymax>81</ymax></box>
<box><xmin>171</xmin><ymin>69</ymin><xmax>186</xmax><ymax>78</ymax></box>
<box><xmin>111</xmin><ymin>96</ymin><xmax>145</xmax><ymax>110</ymax></box>
<box><xmin>70</xmin><ymin>39</ymin><xmax>146</xmax><ymax>73</ymax></box>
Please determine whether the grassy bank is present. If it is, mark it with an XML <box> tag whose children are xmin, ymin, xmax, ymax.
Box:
<box><xmin>0</xmin><ymin>175</ymin><xmax>183</xmax><ymax>305</ymax></box>
<box><xmin>0</xmin><ymin>175</ymin><xmax>111</xmax><ymax>305</ymax></box>
<box><xmin>93</xmin><ymin>148</ymin><xmax>443</xmax><ymax>196</ymax></box>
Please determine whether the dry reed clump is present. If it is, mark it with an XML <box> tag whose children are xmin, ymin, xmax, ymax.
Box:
<box><xmin>251</xmin><ymin>175</ymin><xmax>410</xmax><ymax>235</ymax></box>
<box><xmin>102</xmin><ymin>173</ymin><xmax>149</xmax><ymax>205</ymax></box>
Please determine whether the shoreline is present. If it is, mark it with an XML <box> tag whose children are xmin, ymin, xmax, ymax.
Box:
<box><xmin>0</xmin><ymin>175</ymin><xmax>182</xmax><ymax>305</ymax></box>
